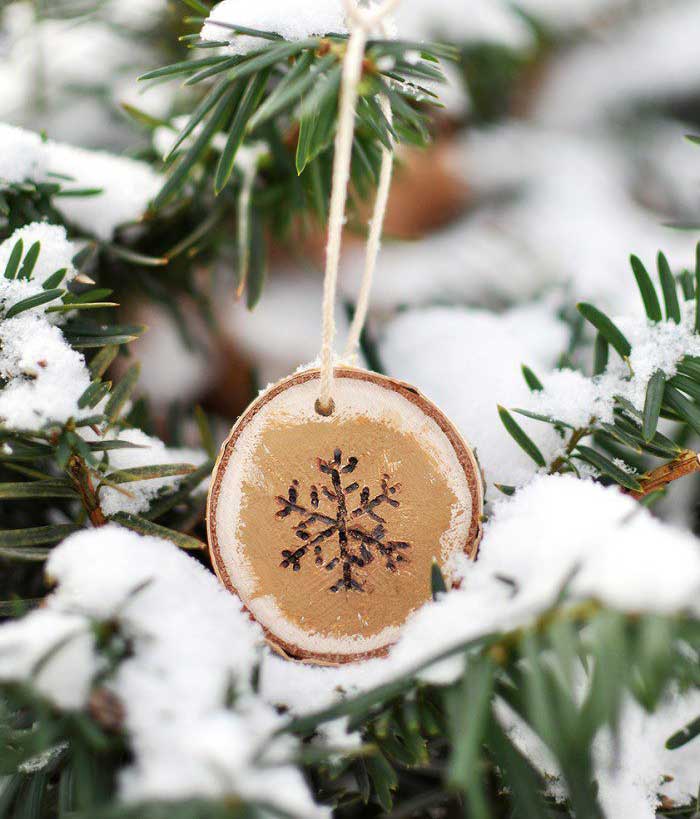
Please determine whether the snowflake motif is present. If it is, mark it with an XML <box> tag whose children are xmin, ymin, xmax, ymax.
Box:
<box><xmin>275</xmin><ymin>448</ymin><xmax>410</xmax><ymax>592</ymax></box>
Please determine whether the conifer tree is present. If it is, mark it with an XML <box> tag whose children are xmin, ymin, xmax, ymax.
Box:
<box><xmin>0</xmin><ymin>2</ymin><xmax>699</xmax><ymax>818</ymax></box>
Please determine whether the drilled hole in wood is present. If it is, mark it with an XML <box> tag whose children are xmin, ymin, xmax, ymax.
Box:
<box><xmin>314</xmin><ymin>398</ymin><xmax>335</xmax><ymax>417</ymax></box>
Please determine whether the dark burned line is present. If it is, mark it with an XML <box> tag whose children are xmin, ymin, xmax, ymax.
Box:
<box><xmin>276</xmin><ymin>449</ymin><xmax>410</xmax><ymax>591</ymax></box>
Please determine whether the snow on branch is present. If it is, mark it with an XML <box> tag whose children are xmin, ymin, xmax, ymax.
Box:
<box><xmin>0</xmin><ymin>223</ymin><xmax>78</xmax><ymax>322</ymax></box>
<box><xmin>261</xmin><ymin>474</ymin><xmax>700</xmax><ymax>816</ymax></box>
<box><xmin>0</xmin><ymin>526</ymin><xmax>328</xmax><ymax>816</ymax></box>
<box><xmin>0</xmin><ymin>314</ymin><xmax>93</xmax><ymax>429</ymax></box>
<box><xmin>501</xmin><ymin>684</ymin><xmax>700</xmax><ymax>817</ymax></box>
<box><xmin>201</xmin><ymin>0</ymin><xmax>348</xmax><ymax>53</ymax></box>
<box><xmin>0</xmin><ymin>226</ymin><xmax>206</xmax><ymax>524</ymax></box>
<box><xmin>0</xmin><ymin>123</ymin><xmax>161</xmax><ymax>240</ymax></box>
<box><xmin>201</xmin><ymin>0</ymin><xmax>538</xmax><ymax>52</ymax></box>
<box><xmin>93</xmin><ymin>428</ymin><xmax>207</xmax><ymax>517</ymax></box>
<box><xmin>0</xmin><ymin>467</ymin><xmax>696</xmax><ymax>816</ymax></box>
<box><xmin>0</xmin><ymin>224</ymin><xmax>94</xmax><ymax>429</ymax></box>
<box><xmin>0</xmin><ymin>124</ymin><xmax>46</xmax><ymax>185</ymax></box>
<box><xmin>380</xmin><ymin>258</ymin><xmax>700</xmax><ymax>493</ymax></box>
<box><xmin>522</xmin><ymin>301</ymin><xmax>700</xmax><ymax>448</ymax></box>
<box><xmin>0</xmin><ymin>223</ymin><xmax>77</xmax><ymax>289</ymax></box>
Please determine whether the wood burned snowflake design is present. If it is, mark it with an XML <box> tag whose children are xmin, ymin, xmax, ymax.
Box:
<box><xmin>275</xmin><ymin>448</ymin><xmax>410</xmax><ymax>592</ymax></box>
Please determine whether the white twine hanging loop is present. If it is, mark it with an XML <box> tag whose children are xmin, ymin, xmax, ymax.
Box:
<box><xmin>343</xmin><ymin>88</ymin><xmax>394</xmax><ymax>362</ymax></box>
<box><xmin>316</xmin><ymin>0</ymin><xmax>400</xmax><ymax>416</ymax></box>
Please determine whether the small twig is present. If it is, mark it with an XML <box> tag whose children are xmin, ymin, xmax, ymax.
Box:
<box><xmin>549</xmin><ymin>426</ymin><xmax>593</xmax><ymax>475</ymax></box>
<box><xmin>551</xmin><ymin>428</ymin><xmax>700</xmax><ymax>501</ymax></box>
<box><xmin>66</xmin><ymin>455</ymin><xmax>106</xmax><ymax>527</ymax></box>
<box><xmin>624</xmin><ymin>449</ymin><xmax>700</xmax><ymax>501</ymax></box>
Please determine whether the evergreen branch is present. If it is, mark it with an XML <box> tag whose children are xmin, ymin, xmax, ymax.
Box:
<box><xmin>281</xmin><ymin>600</ymin><xmax>602</xmax><ymax>737</ymax></box>
<box><xmin>279</xmin><ymin>603</ymin><xmax>699</xmax><ymax>817</ymax></box>
<box><xmin>141</xmin><ymin>13</ymin><xmax>448</xmax><ymax>215</ymax></box>
<box><xmin>0</xmin><ymin>236</ymin><xmax>211</xmax><ymax>562</ymax></box>
<box><xmin>504</xmin><ymin>243</ymin><xmax>700</xmax><ymax>498</ymax></box>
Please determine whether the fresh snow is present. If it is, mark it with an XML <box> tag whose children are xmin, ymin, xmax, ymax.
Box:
<box><xmin>530</xmin><ymin>303</ymin><xmax>700</xmax><ymax>427</ymax></box>
<box><xmin>465</xmin><ymin>475</ymin><xmax>700</xmax><ymax>617</ymax></box>
<box><xmin>0</xmin><ymin>223</ymin><xmax>78</xmax><ymax>323</ymax></box>
<box><xmin>198</xmin><ymin>0</ymin><xmax>670</xmax><ymax>56</ymax></box>
<box><xmin>593</xmin><ymin>691</ymin><xmax>700</xmax><ymax>817</ymax></box>
<box><xmin>2</xmin><ymin>526</ymin><xmax>329</xmax><ymax>816</ymax></box>
<box><xmin>0</xmin><ymin>123</ymin><xmax>161</xmax><ymax>240</ymax></box>
<box><xmin>95</xmin><ymin>428</ymin><xmax>207</xmax><ymax>517</ymax></box>
<box><xmin>378</xmin><ymin>302</ymin><xmax>568</xmax><ymax>488</ymax></box>
<box><xmin>501</xmin><ymin>687</ymin><xmax>700</xmax><ymax>817</ymax></box>
<box><xmin>0</xmin><ymin>314</ymin><xmax>93</xmax><ymax>429</ymax></box>
<box><xmin>261</xmin><ymin>475</ymin><xmax>700</xmax><ymax>817</ymax></box>
<box><xmin>0</xmin><ymin>609</ymin><xmax>97</xmax><ymax>710</ymax></box>
<box><xmin>0</xmin><ymin>226</ymin><xmax>95</xmax><ymax>429</ymax></box>
<box><xmin>201</xmin><ymin>0</ymin><xmax>347</xmax><ymax>52</ymax></box>
<box><xmin>534</xmin><ymin>3</ymin><xmax>700</xmax><ymax>126</ymax></box>
<box><xmin>492</xmin><ymin>302</ymin><xmax>700</xmax><ymax>483</ymax></box>
<box><xmin>220</xmin><ymin>265</ymin><xmax>364</xmax><ymax>386</ymax></box>
<box><xmin>0</xmin><ymin>477</ymin><xmax>699</xmax><ymax>816</ymax></box>
<box><xmin>201</xmin><ymin>0</ymin><xmax>533</xmax><ymax>50</ymax></box>
<box><xmin>0</xmin><ymin>223</ymin><xmax>77</xmax><ymax>289</ymax></box>
<box><xmin>47</xmin><ymin>141</ymin><xmax>162</xmax><ymax>240</ymax></box>
<box><xmin>0</xmin><ymin>122</ymin><xmax>46</xmax><ymax>184</ymax></box>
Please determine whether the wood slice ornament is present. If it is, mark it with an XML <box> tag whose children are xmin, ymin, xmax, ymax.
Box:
<box><xmin>208</xmin><ymin>0</ymin><xmax>483</xmax><ymax>664</ymax></box>
<box><xmin>207</xmin><ymin>367</ymin><xmax>483</xmax><ymax>665</ymax></box>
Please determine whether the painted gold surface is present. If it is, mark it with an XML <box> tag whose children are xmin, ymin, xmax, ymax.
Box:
<box><xmin>237</xmin><ymin>418</ymin><xmax>458</xmax><ymax>641</ymax></box>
